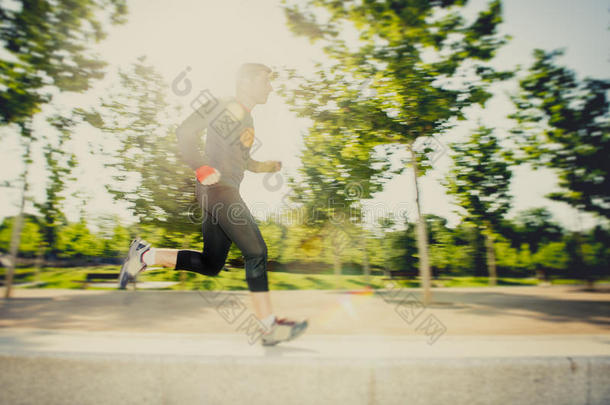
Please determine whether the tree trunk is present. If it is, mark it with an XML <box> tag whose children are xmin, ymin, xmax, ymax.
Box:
<box><xmin>34</xmin><ymin>242</ymin><xmax>46</xmax><ymax>283</ymax></box>
<box><xmin>409</xmin><ymin>146</ymin><xmax>432</xmax><ymax>305</ymax></box>
<box><xmin>361</xmin><ymin>232</ymin><xmax>371</xmax><ymax>287</ymax></box>
<box><xmin>472</xmin><ymin>227</ymin><xmax>487</xmax><ymax>277</ymax></box>
<box><xmin>328</xmin><ymin>224</ymin><xmax>342</xmax><ymax>277</ymax></box>
<box><xmin>574</xmin><ymin>212</ymin><xmax>594</xmax><ymax>289</ymax></box>
<box><xmin>179</xmin><ymin>236</ymin><xmax>191</xmax><ymax>289</ymax></box>
<box><xmin>333</xmin><ymin>247</ymin><xmax>342</xmax><ymax>275</ymax></box>
<box><xmin>4</xmin><ymin>207</ymin><xmax>25</xmax><ymax>298</ymax></box>
<box><xmin>333</xmin><ymin>245</ymin><xmax>342</xmax><ymax>290</ymax></box>
<box><xmin>3</xmin><ymin>137</ymin><xmax>32</xmax><ymax>299</ymax></box>
<box><xmin>535</xmin><ymin>268</ymin><xmax>546</xmax><ymax>282</ymax></box>
<box><xmin>484</xmin><ymin>230</ymin><xmax>497</xmax><ymax>286</ymax></box>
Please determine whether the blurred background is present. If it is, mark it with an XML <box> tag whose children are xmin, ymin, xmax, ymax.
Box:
<box><xmin>1</xmin><ymin>0</ymin><xmax>608</xmax><ymax>297</ymax></box>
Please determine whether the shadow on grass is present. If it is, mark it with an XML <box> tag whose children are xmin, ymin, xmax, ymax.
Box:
<box><xmin>496</xmin><ymin>279</ymin><xmax>533</xmax><ymax>286</ymax></box>
<box><xmin>304</xmin><ymin>276</ymin><xmax>333</xmax><ymax>289</ymax></box>
<box><xmin>347</xmin><ymin>279</ymin><xmax>369</xmax><ymax>287</ymax></box>
<box><xmin>225</xmin><ymin>285</ymin><xmax>248</xmax><ymax>291</ymax></box>
<box><xmin>274</xmin><ymin>282</ymin><xmax>298</xmax><ymax>290</ymax></box>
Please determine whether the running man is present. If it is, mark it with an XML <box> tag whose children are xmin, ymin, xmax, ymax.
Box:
<box><xmin>118</xmin><ymin>63</ymin><xmax>307</xmax><ymax>346</ymax></box>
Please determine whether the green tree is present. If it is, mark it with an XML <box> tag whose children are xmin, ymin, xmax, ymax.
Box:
<box><xmin>0</xmin><ymin>0</ymin><xmax>127</xmax><ymax>124</ymax></box>
<box><xmin>389</xmin><ymin>221</ymin><xmax>418</xmax><ymax>275</ymax></box>
<box><xmin>493</xmin><ymin>234</ymin><xmax>519</xmax><ymax>275</ymax></box>
<box><xmin>0</xmin><ymin>215</ymin><xmax>42</xmax><ymax>257</ymax></box>
<box><xmin>532</xmin><ymin>241</ymin><xmax>569</xmax><ymax>281</ymax></box>
<box><xmin>425</xmin><ymin>214</ymin><xmax>454</xmax><ymax>277</ymax></box>
<box><xmin>1</xmin><ymin>0</ymin><xmax>128</xmax><ymax>297</ymax></box>
<box><xmin>96</xmin><ymin>214</ymin><xmax>131</xmax><ymax>257</ymax></box>
<box><xmin>374</xmin><ymin>213</ymin><xmax>397</xmax><ymax>276</ymax></box>
<box><xmin>279</xmin><ymin>221</ymin><xmax>325</xmax><ymax>265</ymax></box>
<box><xmin>449</xmin><ymin>222</ymin><xmax>477</xmax><ymax>276</ymax></box>
<box><xmin>279</xmin><ymin>0</ymin><xmax>512</xmax><ymax>303</ymax></box>
<box><xmin>33</xmin><ymin>113</ymin><xmax>77</xmax><ymax>257</ymax></box>
<box><xmin>282</xmin><ymin>122</ymin><xmax>383</xmax><ymax>279</ymax></box>
<box><xmin>564</xmin><ymin>226</ymin><xmax>610</xmax><ymax>288</ymax></box>
<box><xmin>510</xmin><ymin>49</ymin><xmax>610</xmax><ymax>219</ymax></box>
<box><xmin>582</xmin><ymin>226</ymin><xmax>610</xmax><ymax>286</ymax></box>
<box><xmin>81</xmin><ymin>56</ymin><xmax>196</xmax><ymax>235</ymax></box>
<box><xmin>445</xmin><ymin>125</ymin><xmax>512</xmax><ymax>285</ymax></box>
<box><xmin>516</xmin><ymin>243</ymin><xmax>534</xmax><ymax>275</ymax></box>
<box><xmin>56</xmin><ymin>217</ymin><xmax>102</xmax><ymax>258</ymax></box>
<box><xmin>258</xmin><ymin>218</ymin><xmax>286</xmax><ymax>264</ymax></box>
<box><xmin>510</xmin><ymin>207</ymin><xmax>563</xmax><ymax>252</ymax></box>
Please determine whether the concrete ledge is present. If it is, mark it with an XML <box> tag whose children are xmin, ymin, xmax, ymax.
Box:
<box><xmin>1</xmin><ymin>352</ymin><xmax>609</xmax><ymax>405</ymax></box>
<box><xmin>1</xmin><ymin>330</ymin><xmax>609</xmax><ymax>405</ymax></box>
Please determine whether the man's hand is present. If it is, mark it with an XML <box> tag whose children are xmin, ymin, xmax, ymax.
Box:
<box><xmin>195</xmin><ymin>165</ymin><xmax>221</xmax><ymax>185</ymax></box>
<box><xmin>263</xmin><ymin>160</ymin><xmax>282</xmax><ymax>173</ymax></box>
<box><xmin>246</xmin><ymin>158</ymin><xmax>282</xmax><ymax>173</ymax></box>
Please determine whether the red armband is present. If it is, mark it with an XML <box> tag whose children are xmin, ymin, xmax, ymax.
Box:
<box><xmin>195</xmin><ymin>165</ymin><xmax>220</xmax><ymax>185</ymax></box>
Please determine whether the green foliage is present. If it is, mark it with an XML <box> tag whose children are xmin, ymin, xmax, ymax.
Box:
<box><xmin>493</xmin><ymin>234</ymin><xmax>522</xmax><ymax>271</ymax></box>
<box><xmin>33</xmin><ymin>114</ymin><xmax>76</xmax><ymax>254</ymax></box>
<box><xmin>532</xmin><ymin>242</ymin><xmax>569</xmax><ymax>273</ymax></box>
<box><xmin>2</xmin><ymin>209</ymin><xmax>607</xmax><ymax>284</ymax></box>
<box><xmin>517</xmin><ymin>243</ymin><xmax>535</xmax><ymax>273</ymax></box>
<box><xmin>55</xmin><ymin>218</ymin><xmax>103</xmax><ymax>258</ymax></box>
<box><xmin>279</xmin><ymin>0</ymin><xmax>512</xmax><ymax>172</ymax></box>
<box><xmin>578</xmin><ymin>226</ymin><xmax>610</xmax><ymax>280</ymax></box>
<box><xmin>278</xmin><ymin>0</ymin><xmax>512</xmax><ymax>279</ymax></box>
<box><xmin>510</xmin><ymin>49</ymin><xmax>610</xmax><ymax>218</ymax></box>
<box><xmin>508</xmin><ymin>207</ymin><xmax>563</xmax><ymax>252</ymax></box>
<box><xmin>426</xmin><ymin>214</ymin><xmax>455</xmax><ymax>273</ymax></box>
<box><xmin>445</xmin><ymin>125</ymin><xmax>512</xmax><ymax>229</ymax></box>
<box><xmin>0</xmin><ymin>0</ymin><xmax>128</xmax><ymax>125</ymax></box>
<box><xmin>0</xmin><ymin>215</ymin><xmax>42</xmax><ymax>256</ymax></box>
<box><xmin>258</xmin><ymin>219</ymin><xmax>286</xmax><ymax>262</ymax></box>
<box><xmin>96</xmin><ymin>216</ymin><xmax>131</xmax><ymax>257</ymax></box>
<box><xmin>279</xmin><ymin>223</ymin><xmax>325</xmax><ymax>263</ymax></box>
<box><xmin>386</xmin><ymin>222</ymin><xmax>418</xmax><ymax>273</ymax></box>
<box><xmin>81</xmin><ymin>56</ymin><xmax>196</xmax><ymax>234</ymax></box>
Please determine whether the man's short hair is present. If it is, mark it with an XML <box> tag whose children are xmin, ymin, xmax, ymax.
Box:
<box><xmin>236</xmin><ymin>63</ymin><xmax>272</xmax><ymax>84</ymax></box>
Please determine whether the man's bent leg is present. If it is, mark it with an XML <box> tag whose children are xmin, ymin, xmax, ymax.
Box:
<box><xmin>173</xmin><ymin>210</ymin><xmax>233</xmax><ymax>276</ymax></box>
<box><xmin>203</xmin><ymin>186</ymin><xmax>270</xmax><ymax>292</ymax></box>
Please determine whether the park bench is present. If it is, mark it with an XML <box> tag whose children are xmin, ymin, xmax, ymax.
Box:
<box><xmin>382</xmin><ymin>270</ymin><xmax>419</xmax><ymax>280</ymax></box>
<box><xmin>76</xmin><ymin>272</ymin><xmax>119</xmax><ymax>288</ymax></box>
<box><xmin>382</xmin><ymin>271</ymin><xmax>454</xmax><ymax>287</ymax></box>
<box><xmin>429</xmin><ymin>276</ymin><xmax>454</xmax><ymax>287</ymax></box>
<box><xmin>75</xmin><ymin>272</ymin><xmax>182</xmax><ymax>289</ymax></box>
<box><xmin>0</xmin><ymin>271</ymin><xmax>35</xmax><ymax>286</ymax></box>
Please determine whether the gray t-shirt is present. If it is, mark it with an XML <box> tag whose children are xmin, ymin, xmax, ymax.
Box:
<box><xmin>177</xmin><ymin>96</ymin><xmax>254</xmax><ymax>190</ymax></box>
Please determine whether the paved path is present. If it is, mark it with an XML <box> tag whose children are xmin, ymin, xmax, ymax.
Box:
<box><xmin>1</xmin><ymin>285</ymin><xmax>609</xmax><ymax>336</ymax></box>
<box><xmin>1</xmin><ymin>286</ymin><xmax>609</xmax><ymax>405</ymax></box>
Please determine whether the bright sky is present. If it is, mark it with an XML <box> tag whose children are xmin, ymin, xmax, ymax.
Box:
<box><xmin>1</xmin><ymin>0</ymin><xmax>608</xmax><ymax>232</ymax></box>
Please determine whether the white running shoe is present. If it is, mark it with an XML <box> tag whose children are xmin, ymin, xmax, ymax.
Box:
<box><xmin>261</xmin><ymin>317</ymin><xmax>309</xmax><ymax>346</ymax></box>
<box><xmin>117</xmin><ymin>238</ymin><xmax>151</xmax><ymax>289</ymax></box>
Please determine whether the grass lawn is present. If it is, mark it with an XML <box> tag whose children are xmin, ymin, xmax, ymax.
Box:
<box><xmin>3</xmin><ymin>265</ymin><xmax>608</xmax><ymax>290</ymax></box>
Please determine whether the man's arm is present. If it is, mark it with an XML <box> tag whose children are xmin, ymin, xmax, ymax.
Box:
<box><xmin>175</xmin><ymin>105</ymin><xmax>213</xmax><ymax>171</ymax></box>
<box><xmin>176</xmin><ymin>104</ymin><xmax>223</xmax><ymax>185</ymax></box>
<box><xmin>246</xmin><ymin>158</ymin><xmax>281</xmax><ymax>173</ymax></box>
<box><xmin>246</xmin><ymin>157</ymin><xmax>266</xmax><ymax>173</ymax></box>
